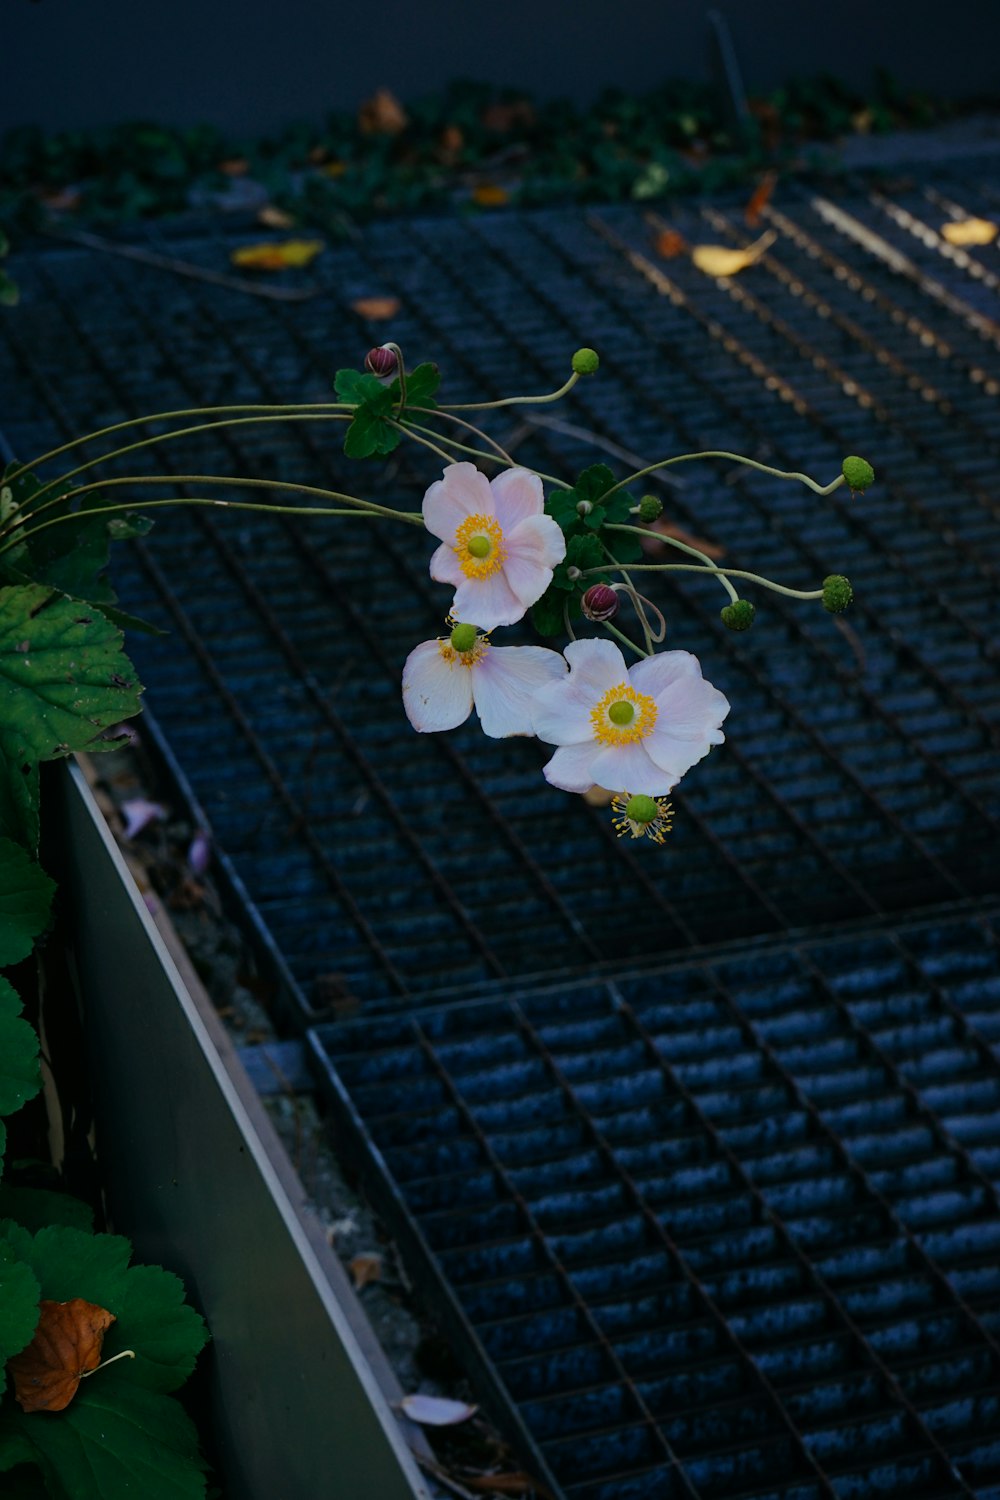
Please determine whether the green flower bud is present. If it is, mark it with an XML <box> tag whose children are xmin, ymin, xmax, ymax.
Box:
<box><xmin>720</xmin><ymin>599</ymin><xmax>756</xmax><ymax>631</ymax></box>
<box><xmin>842</xmin><ymin>455</ymin><xmax>874</xmax><ymax>492</ymax></box>
<box><xmin>638</xmin><ymin>494</ymin><xmax>663</xmax><ymax>523</ymax></box>
<box><xmin>449</xmin><ymin>622</ymin><xmax>478</xmax><ymax>652</ymax></box>
<box><xmin>822</xmin><ymin>575</ymin><xmax>853</xmax><ymax>613</ymax></box>
<box><xmin>624</xmin><ymin>794</ymin><xmax>659</xmax><ymax>825</ymax></box>
<box><xmin>571</xmin><ymin>347</ymin><xmax>600</xmax><ymax>376</ymax></box>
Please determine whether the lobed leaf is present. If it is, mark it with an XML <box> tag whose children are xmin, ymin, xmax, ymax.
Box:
<box><xmin>0</xmin><ymin>977</ymin><xmax>42</xmax><ymax>1127</ymax></box>
<box><xmin>0</xmin><ymin>1242</ymin><xmax>41</xmax><ymax>1394</ymax></box>
<box><xmin>0</xmin><ymin>849</ymin><xmax>54</xmax><ymax>970</ymax></box>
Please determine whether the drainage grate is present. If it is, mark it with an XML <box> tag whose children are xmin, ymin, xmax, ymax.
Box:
<box><xmin>309</xmin><ymin>905</ymin><xmax>1000</xmax><ymax>1499</ymax></box>
<box><xmin>2</xmin><ymin>174</ymin><xmax>999</xmax><ymax>1010</ymax></box>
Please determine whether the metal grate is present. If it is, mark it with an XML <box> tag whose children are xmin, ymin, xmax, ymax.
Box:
<box><xmin>2</xmin><ymin>174</ymin><xmax>999</xmax><ymax>1011</ymax></box>
<box><xmin>309</xmin><ymin>905</ymin><xmax>1000</xmax><ymax>1499</ymax></box>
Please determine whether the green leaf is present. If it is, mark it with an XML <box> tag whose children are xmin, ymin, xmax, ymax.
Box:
<box><xmin>16</xmin><ymin>1381</ymin><xmax>207</xmax><ymax>1500</ymax></box>
<box><xmin>0</xmin><ymin>1240</ymin><xmax>41</xmax><ymax>1393</ymax></box>
<box><xmin>393</xmin><ymin>360</ymin><xmax>439</xmax><ymax>410</ymax></box>
<box><xmin>0</xmin><ymin>744</ymin><xmax>39</xmax><ymax>853</ymax></box>
<box><xmin>333</xmin><ymin>369</ymin><xmax>391</xmax><ymax>408</ymax></box>
<box><xmin>0</xmin><ymin>1225</ymin><xmax>131</xmax><ymax>1312</ymax></box>
<box><xmin>531</xmin><ymin>586</ymin><xmax>569</xmax><ymax>638</ymax></box>
<box><xmin>552</xmin><ymin>532</ymin><xmax>606</xmax><ymax>591</ymax></box>
<box><xmin>0</xmin><ymin>584</ymin><xmax>143</xmax><ymax>766</ymax></box>
<box><xmin>343</xmin><ymin>405</ymin><xmax>401</xmax><ymax>459</ymax></box>
<box><xmin>0</xmin><ymin>1426</ymin><xmax>39</xmax><ymax>1476</ymax></box>
<box><xmin>0</xmin><ymin>1186</ymin><xmax>93</xmax><ymax>1235</ymax></box>
<box><xmin>0</xmin><ymin>845</ymin><xmax>54</xmax><ymax>969</ymax></box>
<box><xmin>0</xmin><ymin>979</ymin><xmax>42</xmax><ymax>1143</ymax></box>
<box><xmin>0</xmin><ymin>1462</ymin><xmax>49</xmax><ymax>1498</ymax></box>
<box><xmin>572</xmin><ymin>464</ymin><xmax>616</xmax><ymax>503</ymax></box>
<box><xmin>102</xmin><ymin>1265</ymin><xmax>207</xmax><ymax>1394</ymax></box>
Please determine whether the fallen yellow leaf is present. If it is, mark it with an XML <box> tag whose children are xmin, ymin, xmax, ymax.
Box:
<box><xmin>940</xmin><ymin>218</ymin><xmax>998</xmax><ymax>246</ymax></box>
<box><xmin>230</xmin><ymin>239</ymin><xmax>324</xmax><ymax>271</ymax></box>
<box><xmin>472</xmin><ymin>183</ymin><xmax>510</xmax><ymax>208</ymax></box>
<box><xmin>351</xmin><ymin>296</ymin><xmax>401</xmax><ymax>320</ymax></box>
<box><xmin>358</xmin><ymin>87</ymin><xmax>408</xmax><ymax>136</ymax></box>
<box><xmin>691</xmin><ymin>229</ymin><xmax>777</xmax><ymax>277</ymax></box>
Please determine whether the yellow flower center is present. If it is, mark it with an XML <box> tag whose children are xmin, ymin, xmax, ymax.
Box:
<box><xmin>454</xmin><ymin>513</ymin><xmax>505</xmax><ymax>579</ymax></box>
<box><xmin>437</xmin><ymin>637</ymin><xmax>489</xmax><ymax>670</ymax></box>
<box><xmin>591</xmin><ymin>682</ymin><xmax>658</xmax><ymax>745</ymax></box>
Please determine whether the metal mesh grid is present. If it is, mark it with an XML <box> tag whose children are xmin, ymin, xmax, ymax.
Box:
<box><xmin>2</xmin><ymin>175</ymin><xmax>999</xmax><ymax>1010</ymax></box>
<box><xmin>309</xmin><ymin>905</ymin><xmax>1000</xmax><ymax>1500</ymax></box>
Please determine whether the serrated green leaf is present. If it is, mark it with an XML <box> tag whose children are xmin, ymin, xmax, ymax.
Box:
<box><xmin>0</xmin><ymin>979</ymin><xmax>41</xmax><ymax>1135</ymax></box>
<box><xmin>0</xmin><ymin>1186</ymin><xmax>93</xmax><ymax>1235</ymax></box>
<box><xmin>16</xmin><ymin>1381</ymin><xmax>207</xmax><ymax>1500</ymax></box>
<box><xmin>0</xmin><ymin>1225</ymin><xmax>131</xmax><ymax>1312</ymax></box>
<box><xmin>0</xmin><ymin>744</ymin><xmax>39</xmax><ymax>853</ymax></box>
<box><xmin>572</xmin><ymin>464</ymin><xmax>616</xmax><ymax>503</ymax></box>
<box><xmin>392</xmin><ymin>360</ymin><xmax>439</xmax><ymax>410</ymax></box>
<box><xmin>343</xmin><ymin>406</ymin><xmax>401</xmax><ymax>459</ymax></box>
<box><xmin>0</xmin><ymin>472</ymin><xmax>151</xmax><ymax>609</ymax></box>
<box><xmin>333</xmin><ymin>368</ymin><xmax>391</xmax><ymax>407</ymax></box>
<box><xmin>531</xmin><ymin>587</ymin><xmax>569</xmax><ymax>637</ymax></box>
<box><xmin>552</xmin><ymin>532</ymin><xmax>607</xmax><ymax>591</ymax></box>
<box><xmin>0</xmin><ymin>845</ymin><xmax>54</xmax><ymax>969</ymax></box>
<box><xmin>0</xmin><ymin>1240</ymin><xmax>41</xmax><ymax>1389</ymax></box>
<box><xmin>0</xmin><ymin>584</ymin><xmax>143</xmax><ymax>765</ymax></box>
<box><xmin>102</xmin><ymin>1265</ymin><xmax>207</xmax><ymax>1394</ymax></box>
<box><xmin>92</xmin><ymin>603</ymin><xmax>166</xmax><ymax>638</ymax></box>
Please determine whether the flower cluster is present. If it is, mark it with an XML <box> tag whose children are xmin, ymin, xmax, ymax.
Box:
<box><xmin>403</xmin><ymin>462</ymin><xmax>731</xmax><ymax>843</ymax></box>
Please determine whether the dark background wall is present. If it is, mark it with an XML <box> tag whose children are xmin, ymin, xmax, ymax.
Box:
<box><xmin>4</xmin><ymin>0</ymin><xmax>999</xmax><ymax>135</ymax></box>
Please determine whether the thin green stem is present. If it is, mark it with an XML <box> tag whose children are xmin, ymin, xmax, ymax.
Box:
<box><xmin>600</xmin><ymin>450</ymin><xmax>847</xmax><ymax>503</ymax></box>
<box><xmin>425</xmin><ymin>409</ymin><xmax>518</xmax><ymax>467</ymax></box>
<box><xmin>602</xmin><ymin>620</ymin><xmax>648</xmax><ymax>659</ymax></box>
<box><xmin>581</xmin><ymin>560</ymin><xmax>824</xmax><ymax>600</ymax></box>
<box><xmin>605</xmin><ymin>522</ymin><xmax>737</xmax><ymax>602</ymax></box>
<box><xmin>395</xmin><ymin>418</ymin><xmax>570</xmax><ymax>489</ymax></box>
<box><xmin>439</xmin><ymin>369</ymin><xmax>580</xmax><ymax>413</ymax></box>
<box><xmin>598</xmin><ymin>538</ymin><xmax>653</xmax><ymax>652</ymax></box>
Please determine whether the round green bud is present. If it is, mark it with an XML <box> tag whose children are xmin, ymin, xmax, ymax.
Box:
<box><xmin>576</xmin><ymin>499</ymin><xmax>594</xmax><ymax>517</ymax></box>
<box><xmin>842</xmin><ymin>455</ymin><xmax>874</xmax><ymax>492</ymax></box>
<box><xmin>822</xmin><ymin>574</ymin><xmax>853</xmax><ymax>613</ymax></box>
<box><xmin>720</xmin><ymin>599</ymin><xmax>756</xmax><ymax>631</ymax></box>
<box><xmin>450</xmin><ymin>622</ymin><xmax>478</xmax><ymax>653</ymax></box>
<box><xmin>571</xmin><ymin>347</ymin><xmax>600</xmax><ymax>376</ymax></box>
<box><xmin>624</xmin><ymin>793</ymin><xmax>659</xmax><ymax>825</ymax></box>
<box><xmin>608</xmin><ymin>700</ymin><xmax>635</xmax><ymax>726</ymax></box>
<box><xmin>638</xmin><ymin>494</ymin><xmax>663</xmax><ymax>523</ymax></box>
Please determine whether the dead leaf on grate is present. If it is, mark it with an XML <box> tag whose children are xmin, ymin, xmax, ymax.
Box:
<box><xmin>640</xmin><ymin>518</ymin><xmax>725</xmax><ymax>560</ymax></box>
<box><xmin>440</xmin><ymin>125</ymin><xmax>465</xmax><ymax>158</ymax></box>
<box><xmin>471</xmin><ymin>183</ymin><xmax>510</xmax><ymax>208</ymax></box>
<box><xmin>351</xmin><ymin>295</ymin><xmax>401</xmax><ymax>320</ymax></box>
<box><xmin>348</xmin><ymin>1253</ymin><xmax>383</xmax><ymax>1289</ymax></box>
<box><xmin>231</xmin><ymin>239</ymin><xmax>324</xmax><ymax>271</ymax></box>
<box><xmin>10</xmin><ymin>1299</ymin><xmax>116</xmax><ymax>1413</ymax></box>
<box><xmin>257</xmin><ymin>204</ymin><xmax>296</xmax><ymax>230</ymax></box>
<box><xmin>218</xmin><ymin>158</ymin><xmax>250</xmax><ymax>177</ymax></box>
<box><xmin>652</xmin><ymin>227</ymin><xmax>688</xmax><ymax>258</ymax></box>
<box><xmin>940</xmin><ymin>218</ymin><xmax>998</xmax><ymax>246</ymax></box>
<box><xmin>401</xmin><ymin>1393</ymin><xmax>479</xmax><ymax>1426</ymax></box>
<box><xmin>691</xmin><ymin>229</ymin><xmax>776</xmax><ymax>277</ymax></box>
<box><xmin>358</xmin><ymin>87</ymin><xmax>409</xmax><ymax>136</ymax></box>
<box><xmin>744</xmin><ymin>171</ymin><xmax>777</xmax><ymax>227</ymax></box>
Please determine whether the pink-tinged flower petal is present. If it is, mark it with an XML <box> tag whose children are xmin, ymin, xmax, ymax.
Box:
<box><xmin>451</xmin><ymin>569</ymin><xmax>525</xmax><ymax>629</ymax></box>
<box><xmin>531</xmin><ymin>638</ymin><xmax>628</xmax><ymax>745</ymax></box>
<box><xmin>428</xmin><ymin>540</ymin><xmax>467</xmax><ymax>589</ymax></box>
<box><xmin>121</xmin><ymin>798</ymin><xmax>167</xmax><ymax>840</ymax></box>
<box><xmin>402</xmin><ymin>640</ymin><xmax>474</xmax><ymax>732</ymax></box>
<box><xmin>503</xmin><ymin>514</ymin><xmax>566</xmax><ymax>606</ymax></box>
<box><xmin>542</xmin><ymin>741</ymin><xmax>604</xmax><ymax>792</ymax></box>
<box><xmin>629</xmin><ymin>649</ymin><xmax>703</xmax><ymax>700</ymax></box>
<box><xmin>591</xmin><ymin>739</ymin><xmax>676</xmax><ymax>796</ymax></box>
<box><xmin>631</xmin><ymin>651</ymin><xmax>730</xmax><ymax>735</ymax></box>
<box><xmin>645</xmin><ymin>728</ymin><xmax>722</xmax><ymax>781</ymax></box>
<box><xmin>472</xmin><ymin>645</ymin><xmax>566</xmax><ymax>738</ymax></box>
<box><xmin>422</xmin><ymin>462</ymin><xmax>494</xmax><ymax>542</ymax></box>
<box><xmin>490</xmin><ymin>468</ymin><xmax>544</xmax><ymax>531</ymax></box>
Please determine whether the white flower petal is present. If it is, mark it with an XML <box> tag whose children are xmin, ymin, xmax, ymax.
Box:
<box><xmin>503</xmin><ymin>514</ymin><xmax>566</xmax><ymax>605</ymax></box>
<box><xmin>565</xmin><ymin>637</ymin><xmax>630</xmax><ymax>693</ymax></box>
<box><xmin>472</xmin><ymin>645</ymin><xmax>566</xmax><ymax>738</ymax></box>
<box><xmin>631</xmin><ymin>651</ymin><xmax>731</xmax><ymax>739</ymax></box>
<box><xmin>645</xmin><ymin>727</ymin><xmax>722</xmax><ymax>780</ymax></box>
<box><xmin>490</xmin><ymin>468</ymin><xmax>544</xmax><ymax>531</ymax></box>
<box><xmin>591</xmin><ymin>740</ymin><xmax>675</xmax><ymax>796</ymax></box>
<box><xmin>428</xmin><ymin>540</ymin><xmax>467</xmax><ymax>588</ymax></box>
<box><xmin>422</xmin><ymin>462</ymin><xmax>494</xmax><ymax>542</ymax></box>
<box><xmin>401</xmin><ymin>640</ymin><xmax>474</xmax><ymax>732</ymax></box>
<box><xmin>452</xmin><ymin>569</ymin><xmax>526</xmax><ymax>629</ymax></box>
<box><xmin>531</xmin><ymin>638</ymin><xmax>628</xmax><ymax>745</ymax></box>
<box><xmin>542</xmin><ymin>741</ymin><xmax>603</xmax><ymax>792</ymax></box>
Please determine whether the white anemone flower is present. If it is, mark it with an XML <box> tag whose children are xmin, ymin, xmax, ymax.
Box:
<box><xmin>403</xmin><ymin>623</ymin><xmax>565</xmax><ymax>738</ymax></box>
<box><xmin>423</xmin><ymin>463</ymin><xmax>566</xmax><ymax>631</ymax></box>
<box><xmin>532</xmin><ymin>638</ymin><xmax>730</xmax><ymax>795</ymax></box>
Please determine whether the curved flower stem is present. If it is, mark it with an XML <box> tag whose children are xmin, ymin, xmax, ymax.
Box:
<box><xmin>5</xmin><ymin>403</ymin><xmax>353</xmax><ymax>487</ymax></box>
<box><xmin>393</xmin><ymin>418</ymin><xmax>570</xmax><ymax>489</ymax></box>
<box><xmin>438</xmin><ymin>369</ymin><xmax>580</xmax><ymax>413</ymax></box>
<box><xmin>2</xmin><ymin>412</ymin><xmax>355</xmax><ymax>539</ymax></box>
<box><xmin>0</xmin><ymin>495</ymin><xmax>422</xmax><ymax>560</ymax></box>
<box><xmin>582</xmin><ymin>560</ymin><xmax>825</xmax><ymax>601</ymax></box>
<box><xmin>600</xmin><ymin>450</ymin><xmax>847</xmax><ymax>503</ymax></box>
<box><xmin>605</xmin><ymin>522</ymin><xmax>738</xmax><ymax>603</ymax></box>
<box><xmin>598</xmin><ymin>538</ymin><xmax>654</xmax><ymax>653</ymax></box>
<box><xmin>601</xmin><ymin>619</ymin><xmax>649</xmax><ymax>660</ymax></box>
<box><xmin>423</xmin><ymin>409</ymin><xmax>518</xmax><ymax>467</ymax></box>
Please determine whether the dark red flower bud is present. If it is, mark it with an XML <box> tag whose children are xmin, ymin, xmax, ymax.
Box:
<box><xmin>364</xmin><ymin>345</ymin><xmax>398</xmax><ymax>379</ymax></box>
<box><xmin>581</xmin><ymin>583</ymin><xmax>620</xmax><ymax>623</ymax></box>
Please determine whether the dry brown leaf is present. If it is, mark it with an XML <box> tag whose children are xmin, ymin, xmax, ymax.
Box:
<box><xmin>691</xmin><ymin>229</ymin><xmax>777</xmax><ymax>278</ymax></box>
<box><xmin>257</xmin><ymin>204</ymin><xmax>296</xmax><ymax>230</ymax></box>
<box><xmin>218</xmin><ymin>158</ymin><xmax>249</xmax><ymax>177</ymax></box>
<box><xmin>358</xmin><ymin>88</ymin><xmax>409</xmax><ymax>136</ymax></box>
<box><xmin>744</xmin><ymin>171</ymin><xmax>777</xmax><ymax>227</ymax></box>
<box><xmin>348</xmin><ymin>1253</ymin><xmax>383</xmax><ymax>1289</ymax></box>
<box><xmin>653</xmin><ymin>227</ymin><xmax>688</xmax><ymax>259</ymax></box>
<box><xmin>350</xmin><ymin>295</ymin><xmax>401</xmax><ymax>320</ymax></box>
<box><xmin>940</xmin><ymin>218</ymin><xmax>998</xmax><ymax>246</ymax></box>
<box><xmin>471</xmin><ymin>183</ymin><xmax>509</xmax><ymax>208</ymax></box>
<box><xmin>230</xmin><ymin>239</ymin><xmax>324</xmax><ymax>271</ymax></box>
<box><xmin>10</xmin><ymin>1299</ymin><xmax>116</xmax><ymax>1413</ymax></box>
<box><xmin>640</xmin><ymin>518</ymin><xmax>725</xmax><ymax>560</ymax></box>
<box><xmin>440</xmin><ymin>125</ymin><xmax>464</xmax><ymax>156</ymax></box>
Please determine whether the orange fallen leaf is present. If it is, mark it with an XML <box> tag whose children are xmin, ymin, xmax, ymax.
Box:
<box><xmin>230</xmin><ymin>239</ymin><xmax>324</xmax><ymax>271</ymax></box>
<box><xmin>257</xmin><ymin>204</ymin><xmax>296</xmax><ymax>230</ymax></box>
<box><xmin>653</xmin><ymin>228</ymin><xmax>688</xmax><ymax>259</ymax></box>
<box><xmin>10</xmin><ymin>1298</ymin><xmax>116</xmax><ymax>1413</ymax></box>
<box><xmin>321</xmin><ymin>161</ymin><xmax>347</xmax><ymax>179</ymax></box>
<box><xmin>641</xmin><ymin>518</ymin><xmax>725</xmax><ymax>560</ymax></box>
<box><xmin>940</xmin><ymin>218</ymin><xmax>998</xmax><ymax>246</ymax></box>
<box><xmin>744</xmin><ymin>171</ymin><xmax>777</xmax><ymax>227</ymax></box>
<box><xmin>218</xmin><ymin>158</ymin><xmax>249</xmax><ymax>177</ymax></box>
<box><xmin>358</xmin><ymin>88</ymin><xmax>408</xmax><ymax>136</ymax></box>
<box><xmin>691</xmin><ymin>229</ymin><xmax>776</xmax><ymax>277</ymax></box>
<box><xmin>351</xmin><ymin>296</ymin><xmax>401</xmax><ymax>320</ymax></box>
<box><xmin>472</xmin><ymin>183</ymin><xmax>509</xmax><ymax>208</ymax></box>
<box><xmin>440</xmin><ymin>125</ymin><xmax>464</xmax><ymax>157</ymax></box>
<box><xmin>348</xmin><ymin>1253</ymin><xmax>383</xmax><ymax>1289</ymax></box>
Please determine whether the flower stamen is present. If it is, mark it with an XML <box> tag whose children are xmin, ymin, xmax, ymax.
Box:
<box><xmin>611</xmin><ymin>792</ymin><xmax>674</xmax><ymax>844</ymax></box>
<box><xmin>591</xmin><ymin>683</ymin><xmax>658</xmax><ymax>745</ymax></box>
<box><xmin>454</xmin><ymin>513</ymin><xmax>505</xmax><ymax>579</ymax></box>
